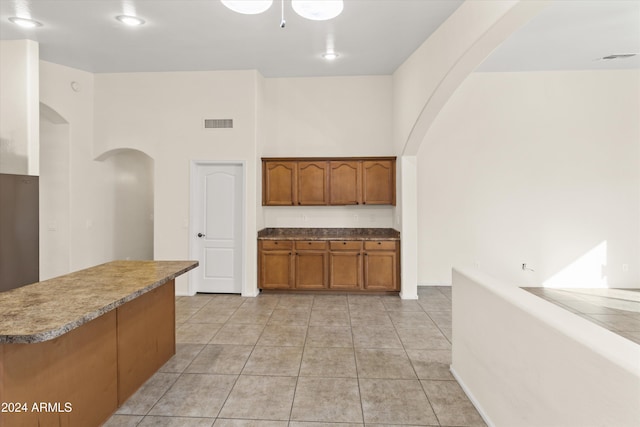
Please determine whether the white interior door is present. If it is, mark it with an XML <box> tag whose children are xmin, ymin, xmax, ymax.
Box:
<box><xmin>191</xmin><ymin>162</ymin><xmax>244</xmax><ymax>293</ymax></box>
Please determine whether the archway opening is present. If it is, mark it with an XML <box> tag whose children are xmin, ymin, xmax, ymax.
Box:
<box><xmin>39</xmin><ymin>102</ymin><xmax>70</xmax><ymax>279</ymax></box>
<box><xmin>99</xmin><ymin>149</ymin><xmax>154</xmax><ymax>260</ymax></box>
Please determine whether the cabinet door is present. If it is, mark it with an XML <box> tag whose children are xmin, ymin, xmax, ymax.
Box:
<box><xmin>263</xmin><ymin>161</ymin><xmax>296</xmax><ymax>206</ymax></box>
<box><xmin>363</xmin><ymin>251</ymin><xmax>397</xmax><ymax>291</ymax></box>
<box><xmin>297</xmin><ymin>161</ymin><xmax>328</xmax><ymax>205</ymax></box>
<box><xmin>259</xmin><ymin>250</ymin><xmax>293</xmax><ymax>289</ymax></box>
<box><xmin>362</xmin><ymin>160</ymin><xmax>395</xmax><ymax>205</ymax></box>
<box><xmin>295</xmin><ymin>251</ymin><xmax>328</xmax><ymax>290</ymax></box>
<box><xmin>329</xmin><ymin>251</ymin><xmax>362</xmax><ymax>290</ymax></box>
<box><xmin>329</xmin><ymin>161</ymin><xmax>361</xmax><ymax>205</ymax></box>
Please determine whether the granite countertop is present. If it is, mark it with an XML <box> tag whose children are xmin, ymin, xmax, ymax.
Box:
<box><xmin>0</xmin><ymin>260</ymin><xmax>198</xmax><ymax>344</ymax></box>
<box><xmin>258</xmin><ymin>228</ymin><xmax>400</xmax><ymax>241</ymax></box>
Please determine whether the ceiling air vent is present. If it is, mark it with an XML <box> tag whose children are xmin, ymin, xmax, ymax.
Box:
<box><xmin>204</xmin><ymin>119</ymin><xmax>233</xmax><ymax>129</ymax></box>
<box><xmin>600</xmin><ymin>53</ymin><xmax>637</xmax><ymax>60</ymax></box>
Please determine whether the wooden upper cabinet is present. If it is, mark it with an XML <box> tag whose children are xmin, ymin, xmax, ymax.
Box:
<box><xmin>297</xmin><ymin>161</ymin><xmax>328</xmax><ymax>205</ymax></box>
<box><xmin>263</xmin><ymin>157</ymin><xmax>395</xmax><ymax>206</ymax></box>
<box><xmin>263</xmin><ymin>161</ymin><xmax>296</xmax><ymax>206</ymax></box>
<box><xmin>329</xmin><ymin>161</ymin><xmax>361</xmax><ymax>205</ymax></box>
<box><xmin>362</xmin><ymin>160</ymin><xmax>395</xmax><ymax>205</ymax></box>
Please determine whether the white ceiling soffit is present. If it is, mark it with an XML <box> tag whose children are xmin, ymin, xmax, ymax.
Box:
<box><xmin>478</xmin><ymin>0</ymin><xmax>640</xmax><ymax>72</ymax></box>
<box><xmin>0</xmin><ymin>0</ymin><xmax>463</xmax><ymax>77</ymax></box>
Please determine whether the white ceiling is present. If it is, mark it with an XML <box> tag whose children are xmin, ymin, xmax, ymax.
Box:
<box><xmin>0</xmin><ymin>0</ymin><xmax>463</xmax><ymax>76</ymax></box>
<box><xmin>0</xmin><ymin>0</ymin><xmax>638</xmax><ymax>77</ymax></box>
<box><xmin>478</xmin><ymin>0</ymin><xmax>640</xmax><ymax>72</ymax></box>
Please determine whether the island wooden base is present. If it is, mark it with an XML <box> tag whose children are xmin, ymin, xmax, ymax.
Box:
<box><xmin>0</xmin><ymin>280</ymin><xmax>175</xmax><ymax>427</ymax></box>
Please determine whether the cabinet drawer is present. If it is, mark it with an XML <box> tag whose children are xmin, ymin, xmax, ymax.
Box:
<box><xmin>330</xmin><ymin>241</ymin><xmax>363</xmax><ymax>251</ymax></box>
<box><xmin>261</xmin><ymin>240</ymin><xmax>293</xmax><ymax>250</ymax></box>
<box><xmin>364</xmin><ymin>241</ymin><xmax>397</xmax><ymax>251</ymax></box>
<box><xmin>295</xmin><ymin>241</ymin><xmax>328</xmax><ymax>250</ymax></box>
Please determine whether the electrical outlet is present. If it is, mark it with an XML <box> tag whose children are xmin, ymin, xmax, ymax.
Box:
<box><xmin>353</xmin><ymin>214</ymin><xmax>359</xmax><ymax>222</ymax></box>
<box><xmin>522</xmin><ymin>263</ymin><xmax>534</xmax><ymax>272</ymax></box>
<box><xmin>622</xmin><ymin>264</ymin><xmax>629</xmax><ymax>272</ymax></box>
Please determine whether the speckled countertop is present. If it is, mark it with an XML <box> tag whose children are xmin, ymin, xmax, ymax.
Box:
<box><xmin>258</xmin><ymin>228</ymin><xmax>400</xmax><ymax>241</ymax></box>
<box><xmin>0</xmin><ymin>260</ymin><xmax>198</xmax><ymax>344</ymax></box>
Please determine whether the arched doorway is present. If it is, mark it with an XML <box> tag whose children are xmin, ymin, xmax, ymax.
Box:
<box><xmin>39</xmin><ymin>102</ymin><xmax>70</xmax><ymax>280</ymax></box>
<box><xmin>98</xmin><ymin>149</ymin><xmax>154</xmax><ymax>260</ymax></box>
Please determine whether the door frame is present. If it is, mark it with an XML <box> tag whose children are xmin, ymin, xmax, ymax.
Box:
<box><xmin>189</xmin><ymin>160</ymin><xmax>246</xmax><ymax>296</ymax></box>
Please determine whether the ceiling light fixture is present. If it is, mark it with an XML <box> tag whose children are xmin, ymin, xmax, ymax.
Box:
<box><xmin>322</xmin><ymin>51</ymin><xmax>338</xmax><ymax>60</ymax></box>
<box><xmin>115</xmin><ymin>15</ymin><xmax>145</xmax><ymax>26</ymax></box>
<box><xmin>292</xmin><ymin>0</ymin><xmax>343</xmax><ymax>21</ymax></box>
<box><xmin>221</xmin><ymin>0</ymin><xmax>273</xmax><ymax>15</ymax></box>
<box><xmin>8</xmin><ymin>17</ymin><xmax>42</xmax><ymax>28</ymax></box>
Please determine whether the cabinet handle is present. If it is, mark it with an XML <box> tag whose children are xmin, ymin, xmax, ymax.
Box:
<box><xmin>377</xmin><ymin>242</ymin><xmax>381</xmax><ymax>245</ymax></box>
<box><xmin>343</xmin><ymin>242</ymin><xmax>346</xmax><ymax>245</ymax></box>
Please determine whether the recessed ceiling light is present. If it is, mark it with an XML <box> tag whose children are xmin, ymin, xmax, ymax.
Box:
<box><xmin>8</xmin><ymin>17</ymin><xmax>42</xmax><ymax>28</ymax></box>
<box><xmin>115</xmin><ymin>15</ymin><xmax>145</xmax><ymax>26</ymax></box>
<box><xmin>292</xmin><ymin>0</ymin><xmax>343</xmax><ymax>21</ymax></box>
<box><xmin>322</xmin><ymin>52</ymin><xmax>339</xmax><ymax>60</ymax></box>
<box><xmin>221</xmin><ymin>0</ymin><xmax>273</xmax><ymax>15</ymax></box>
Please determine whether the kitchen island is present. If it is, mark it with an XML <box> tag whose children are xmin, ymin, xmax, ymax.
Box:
<box><xmin>0</xmin><ymin>260</ymin><xmax>197</xmax><ymax>427</ymax></box>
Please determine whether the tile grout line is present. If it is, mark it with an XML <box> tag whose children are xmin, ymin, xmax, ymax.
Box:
<box><xmin>348</xmin><ymin>294</ymin><xmax>368</xmax><ymax>425</ymax></box>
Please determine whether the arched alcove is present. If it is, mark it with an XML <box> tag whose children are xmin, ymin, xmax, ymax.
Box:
<box><xmin>39</xmin><ymin>102</ymin><xmax>71</xmax><ymax>280</ymax></box>
<box><xmin>97</xmin><ymin>148</ymin><xmax>154</xmax><ymax>260</ymax></box>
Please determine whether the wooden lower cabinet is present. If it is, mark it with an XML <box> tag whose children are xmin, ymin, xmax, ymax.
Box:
<box><xmin>363</xmin><ymin>241</ymin><xmax>398</xmax><ymax>291</ymax></box>
<box><xmin>363</xmin><ymin>252</ymin><xmax>397</xmax><ymax>291</ymax></box>
<box><xmin>295</xmin><ymin>241</ymin><xmax>328</xmax><ymax>289</ymax></box>
<box><xmin>259</xmin><ymin>239</ymin><xmax>399</xmax><ymax>292</ymax></box>
<box><xmin>259</xmin><ymin>241</ymin><xmax>294</xmax><ymax>289</ymax></box>
<box><xmin>329</xmin><ymin>241</ymin><xmax>362</xmax><ymax>290</ymax></box>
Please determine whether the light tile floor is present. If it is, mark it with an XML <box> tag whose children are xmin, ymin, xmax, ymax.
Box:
<box><xmin>103</xmin><ymin>287</ymin><xmax>486</xmax><ymax>427</ymax></box>
<box><xmin>522</xmin><ymin>287</ymin><xmax>640</xmax><ymax>345</ymax></box>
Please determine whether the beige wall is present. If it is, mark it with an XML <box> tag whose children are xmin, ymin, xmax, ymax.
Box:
<box><xmin>261</xmin><ymin>75</ymin><xmax>396</xmax><ymax>228</ymax></box>
<box><xmin>262</xmin><ymin>76</ymin><xmax>393</xmax><ymax>157</ymax></box>
<box><xmin>39</xmin><ymin>61</ymin><xmax>116</xmax><ymax>273</ymax></box>
<box><xmin>0</xmin><ymin>40</ymin><xmax>39</xmax><ymax>175</ymax></box>
<box><xmin>417</xmin><ymin>70</ymin><xmax>640</xmax><ymax>288</ymax></box>
<box><xmin>94</xmin><ymin>70</ymin><xmax>260</xmax><ymax>295</ymax></box>
<box><xmin>38</xmin><ymin>65</ymin><xmax>398</xmax><ymax>294</ymax></box>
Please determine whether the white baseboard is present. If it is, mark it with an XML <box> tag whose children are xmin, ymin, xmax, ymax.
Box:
<box><xmin>175</xmin><ymin>291</ymin><xmax>195</xmax><ymax>297</ymax></box>
<box><xmin>450</xmin><ymin>366</ymin><xmax>495</xmax><ymax>427</ymax></box>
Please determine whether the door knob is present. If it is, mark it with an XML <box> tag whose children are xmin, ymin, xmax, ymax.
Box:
<box><xmin>197</xmin><ymin>233</ymin><xmax>205</xmax><ymax>238</ymax></box>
